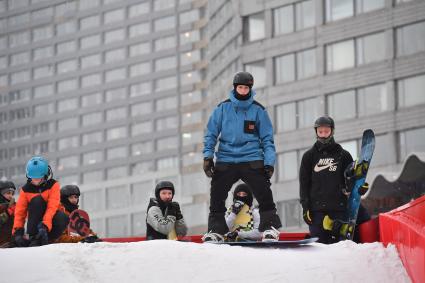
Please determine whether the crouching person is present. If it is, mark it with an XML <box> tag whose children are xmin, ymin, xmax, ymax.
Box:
<box><xmin>146</xmin><ymin>181</ymin><xmax>187</xmax><ymax>240</ymax></box>
<box><xmin>225</xmin><ymin>183</ymin><xmax>262</xmax><ymax>241</ymax></box>
<box><xmin>55</xmin><ymin>184</ymin><xmax>101</xmax><ymax>244</ymax></box>
<box><xmin>0</xmin><ymin>181</ymin><xmax>17</xmax><ymax>248</ymax></box>
<box><xmin>13</xmin><ymin>156</ymin><xmax>69</xmax><ymax>247</ymax></box>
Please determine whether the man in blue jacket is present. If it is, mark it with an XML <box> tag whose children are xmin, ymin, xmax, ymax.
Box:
<box><xmin>202</xmin><ymin>71</ymin><xmax>282</xmax><ymax>242</ymax></box>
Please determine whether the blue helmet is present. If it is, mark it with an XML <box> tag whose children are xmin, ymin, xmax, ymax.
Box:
<box><xmin>26</xmin><ymin>156</ymin><xmax>49</xmax><ymax>179</ymax></box>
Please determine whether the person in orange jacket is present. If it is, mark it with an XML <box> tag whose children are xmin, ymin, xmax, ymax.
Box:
<box><xmin>0</xmin><ymin>180</ymin><xmax>17</xmax><ymax>248</ymax></box>
<box><xmin>13</xmin><ymin>156</ymin><xmax>69</xmax><ymax>247</ymax></box>
<box><xmin>55</xmin><ymin>184</ymin><xmax>101</xmax><ymax>243</ymax></box>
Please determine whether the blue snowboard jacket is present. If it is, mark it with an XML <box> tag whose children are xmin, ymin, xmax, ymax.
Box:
<box><xmin>203</xmin><ymin>90</ymin><xmax>276</xmax><ymax>166</ymax></box>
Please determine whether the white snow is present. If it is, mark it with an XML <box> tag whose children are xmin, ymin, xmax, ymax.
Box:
<box><xmin>0</xmin><ymin>240</ymin><xmax>411</xmax><ymax>283</ymax></box>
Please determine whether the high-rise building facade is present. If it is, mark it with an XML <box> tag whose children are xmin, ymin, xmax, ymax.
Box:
<box><xmin>208</xmin><ymin>0</ymin><xmax>425</xmax><ymax>231</ymax></box>
<box><xmin>0</xmin><ymin>0</ymin><xmax>209</xmax><ymax>237</ymax></box>
<box><xmin>1</xmin><ymin>0</ymin><xmax>425</xmax><ymax>237</ymax></box>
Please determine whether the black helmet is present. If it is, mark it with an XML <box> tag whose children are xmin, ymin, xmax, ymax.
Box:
<box><xmin>61</xmin><ymin>184</ymin><xmax>80</xmax><ymax>198</ymax></box>
<box><xmin>233</xmin><ymin>183</ymin><xmax>253</xmax><ymax>207</ymax></box>
<box><xmin>155</xmin><ymin>181</ymin><xmax>175</xmax><ymax>200</ymax></box>
<box><xmin>314</xmin><ymin>116</ymin><xmax>335</xmax><ymax>129</ymax></box>
<box><xmin>233</xmin><ymin>71</ymin><xmax>254</xmax><ymax>87</ymax></box>
<box><xmin>0</xmin><ymin>180</ymin><xmax>16</xmax><ymax>195</ymax></box>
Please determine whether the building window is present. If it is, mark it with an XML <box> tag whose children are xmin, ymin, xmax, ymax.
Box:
<box><xmin>243</xmin><ymin>12</ymin><xmax>265</xmax><ymax>42</ymax></box>
<box><xmin>326</xmin><ymin>39</ymin><xmax>355</xmax><ymax>72</ymax></box>
<box><xmin>9</xmin><ymin>31</ymin><xmax>30</xmax><ymax>47</ymax></box>
<box><xmin>156</xmin><ymin>116</ymin><xmax>178</xmax><ymax>131</ymax></box>
<box><xmin>154</xmin><ymin>0</ymin><xmax>175</xmax><ymax>11</ymax></box>
<box><xmin>58</xmin><ymin>136</ymin><xmax>79</xmax><ymax>151</ymax></box>
<box><xmin>129</xmin><ymin>22</ymin><xmax>150</xmax><ymax>38</ymax></box>
<box><xmin>275</xmin><ymin>54</ymin><xmax>295</xmax><ymax>84</ymax></box>
<box><xmin>182</xmin><ymin>111</ymin><xmax>202</xmax><ymax>126</ymax></box>
<box><xmin>130</xmin><ymin>82</ymin><xmax>151</xmax><ymax>97</ymax></box>
<box><xmin>156</xmin><ymin>136</ymin><xmax>178</xmax><ymax>151</ymax></box>
<box><xmin>105</xmin><ymin>48</ymin><xmax>126</xmax><ymax>64</ymax></box>
<box><xmin>131</xmin><ymin>102</ymin><xmax>152</xmax><ymax>117</ymax></box>
<box><xmin>107</xmin><ymin>186</ymin><xmax>129</xmax><ymax>210</ymax></box>
<box><xmin>81</xmin><ymin>73</ymin><xmax>102</xmax><ymax>88</ymax></box>
<box><xmin>104</xmin><ymin>28</ymin><xmax>126</xmax><ymax>44</ymax></box>
<box><xmin>131</xmin><ymin>121</ymin><xmax>152</xmax><ymax>137</ymax></box>
<box><xmin>57</xmin><ymin>40</ymin><xmax>77</xmax><ymax>55</ymax></box>
<box><xmin>325</xmin><ymin>0</ymin><xmax>354</xmax><ymax>22</ymax></box>
<box><xmin>105</xmin><ymin>68</ymin><xmax>126</xmax><ymax>83</ymax></box>
<box><xmin>154</xmin><ymin>35</ymin><xmax>176</xmax><ymax>51</ymax></box>
<box><xmin>179</xmin><ymin>9</ymin><xmax>199</xmax><ymax>26</ymax></box>
<box><xmin>105</xmin><ymin>87</ymin><xmax>127</xmax><ymax>102</ymax></box>
<box><xmin>82</xmin><ymin>92</ymin><xmax>103</xmax><ymax>107</ymax></box>
<box><xmin>82</xmin><ymin>189</ymin><xmax>103</xmax><ymax>212</ymax></box>
<box><xmin>33</xmin><ymin>65</ymin><xmax>54</xmax><ymax>80</ymax></box>
<box><xmin>81</xmin><ymin>54</ymin><xmax>101</xmax><ymax>69</ymax></box>
<box><xmin>107</xmin><ymin>166</ymin><xmax>127</xmax><ymax>180</ymax></box>
<box><xmin>397</xmin><ymin>21</ymin><xmax>425</xmax><ymax>57</ymax></box>
<box><xmin>57</xmin><ymin>59</ymin><xmax>78</xmax><ymax>74</ymax></box>
<box><xmin>399</xmin><ymin>127</ymin><xmax>425</xmax><ymax>161</ymax></box>
<box><xmin>104</xmin><ymin>8</ymin><xmax>125</xmax><ymax>24</ymax></box>
<box><xmin>33</xmin><ymin>84</ymin><xmax>54</xmax><ymax>99</ymax></box>
<box><xmin>107</xmin><ymin>126</ymin><xmax>127</xmax><ymax>141</ymax></box>
<box><xmin>106</xmin><ymin>107</ymin><xmax>127</xmax><ymax>121</ymax></box>
<box><xmin>156</xmin><ymin>96</ymin><xmax>177</xmax><ymax>111</ymax></box>
<box><xmin>131</xmin><ymin>161</ymin><xmax>154</xmax><ymax>174</ymax></box>
<box><xmin>128</xmin><ymin>2</ymin><xmax>150</xmax><ymax>18</ymax></box>
<box><xmin>157</xmin><ymin>156</ymin><xmax>178</xmax><ymax>170</ymax></box>
<box><xmin>154</xmin><ymin>16</ymin><xmax>175</xmax><ymax>32</ymax></box>
<box><xmin>82</xmin><ymin>131</ymin><xmax>103</xmax><ymax>146</ymax></box>
<box><xmin>356</xmin><ymin>0</ymin><xmax>385</xmax><ymax>14</ymax></box>
<box><xmin>155</xmin><ymin>56</ymin><xmax>177</xmax><ymax>72</ymax></box>
<box><xmin>80</xmin><ymin>34</ymin><xmax>101</xmax><ymax>49</ymax></box>
<box><xmin>82</xmin><ymin>112</ymin><xmax>103</xmax><ymax>126</ymax></box>
<box><xmin>107</xmin><ymin>215</ymin><xmax>127</xmax><ymax>237</ymax></box>
<box><xmin>34</xmin><ymin>103</ymin><xmax>55</xmax><ymax>117</ymax></box>
<box><xmin>32</xmin><ymin>25</ymin><xmax>53</xmax><ymax>42</ymax></box>
<box><xmin>83</xmin><ymin>150</ymin><xmax>103</xmax><ymax>165</ymax></box>
<box><xmin>129</xmin><ymin>42</ymin><xmax>151</xmax><ymax>57</ymax></box>
<box><xmin>277</xmin><ymin>151</ymin><xmax>298</xmax><ymax>181</ymax></box>
<box><xmin>56</xmin><ymin>20</ymin><xmax>76</xmax><ymax>35</ymax></box>
<box><xmin>373</xmin><ymin>134</ymin><xmax>393</xmax><ymax>166</ymax></box>
<box><xmin>80</xmin><ymin>15</ymin><xmax>100</xmax><ymax>30</ymax></box>
<box><xmin>327</xmin><ymin>90</ymin><xmax>356</xmax><ymax>121</ymax></box>
<box><xmin>155</xmin><ymin>76</ymin><xmax>177</xmax><ymax>92</ymax></box>
<box><xmin>273</xmin><ymin>5</ymin><xmax>294</xmax><ymax>36</ymax></box>
<box><xmin>397</xmin><ymin>74</ymin><xmax>425</xmax><ymax>108</ymax></box>
<box><xmin>356</xmin><ymin>32</ymin><xmax>386</xmax><ymax>65</ymax></box>
<box><xmin>58</xmin><ymin>155</ymin><xmax>79</xmax><ymax>170</ymax></box>
<box><xmin>358</xmin><ymin>84</ymin><xmax>389</xmax><ymax>116</ymax></box>
<box><xmin>131</xmin><ymin>141</ymin><xmax>153</xmax><ymax>156</ymax></box>
<box><xmin>181</xmin><ymin>91</ymin><xmax>202</xmax><ymax>106</ymax></box>
<box><xmin>296</xmin><ymin>0</ymin><xmax>315</xmax><ymax>30</ymax></box>
<box><xmin>245</xmin><ymin>61</ymin><xmax>266</xmax><ymax>88</ymax></box>
<box><xmin>107</xmin><ymin>146</ymin><xmax>127</xmax><ymax>160</ymax></box>
<box><xmin>298</xmin><ymin>97</ymin><xmax>319</xmax><ymax>128</ymax></box>
<box><xmin>11</xmin><ymin>51</ymin><xmax>30</xmax><ymax>66</ymax></box>
<box><xmin>130</xmin><ymin>62</ymin><xmax>150</xmax><ymax>77</ymax></box>
<box><xmin>297</xmin><ymin>49</ymin><xmax>317</xmax><ymax>79</ymax></box>
<box><xmin>33</xmin><ymin>46</ymin><xmax>53</xmax><ymax>61</ymax></box>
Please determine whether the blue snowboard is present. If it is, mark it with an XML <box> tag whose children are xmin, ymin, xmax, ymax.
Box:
<box><xmin>344</xmin><ymin>129</ymin><xmax>375</xmax><ymax>240</ymax></box>
<box><xmin>211</xmin><ymin>237</ymin><xmax>318</xmax><ymax>247</ymax></box>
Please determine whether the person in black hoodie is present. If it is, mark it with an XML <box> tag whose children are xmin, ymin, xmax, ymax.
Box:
<box><xmin>146</xmin><ymin>181</ymin><xmax>187</xmax><ymax>240</ymax></box>
<box><xmin>299</xmin><ymin>116</ymin><xmax>369</xmax><ymax>244</ymax></box>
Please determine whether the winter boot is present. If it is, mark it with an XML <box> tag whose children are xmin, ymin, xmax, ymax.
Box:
<box><xmin>262</xmin><ymin>227</ymin><xmax>280</xmax><ymax>242</ymax></box>
<box><xmin>202</xmin><ymin>232</ymin><xmax>225</xmax><ymax>243</ymax></box>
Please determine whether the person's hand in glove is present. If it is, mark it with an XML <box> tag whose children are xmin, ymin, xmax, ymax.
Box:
<box><xmin>35</xmin><ymin>223</ymin><xmax>49</xmax><ymax>246</ymax></box>
<box><xmin>203</xmin><ymin>157</ymin><xmax>214</xmax><ymax>178</ymax></box>
<box><xmin>264</xmin><ymin>165</ymin><xmax>274</xmax><ymax>179</ymax></box>
<box><xmin>231</xmin><ymin>200</ymin><xmax>245</xmax><ymax>215</ymax></box>
<box><xmin>169</xmin><ymin>202</ymin><xmax>183</xmax><ymax>220</ymax></box>
<box><xmin>225</xmin><ymin>230</ymin><xmax>239</xmax><ymax>241</ymax></box>
<box><xmin>358</xmin><ymin>182</ymin><xmax>369</xmax><ymax>195</ymax></box>
<box><xmin>80</xmin><ymin>235</ymin><xmax>102</xmax><ymax>243</ymax></box>
<box><xmin>303</xmin><ymin>209</ymin><xmax>313</xmax><ymax>225</ymax></box>
<box><xmin>14</xmin><ymin>228</ymin><xmax>27</xmax><ymax>247</ymax></box>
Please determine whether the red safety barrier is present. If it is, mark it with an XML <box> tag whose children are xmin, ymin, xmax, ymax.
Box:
<box><xmin>359</xmin><ymin>217</ymin><xmax>380</xmax><ymax>243</ymax></box>
<box><xmin>379</xmin><ymin>195</ymin><xmax>425</xmax><ymax>283</ymax></box>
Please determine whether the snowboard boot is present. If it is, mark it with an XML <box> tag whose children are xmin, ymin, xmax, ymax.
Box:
<box><xmin>262</xmin><ymin>227</ymin><xmax>280</xmax><ymax>242</ymax></box>
<box><xmin>202</xmin><ymin>232</ymin><xmax>225</xmax><ymax>243</ymax></box>
<box><xmin>28</xmin><ymin>236</ymin><xmax>41</xmax><ymax>247</ymax></box>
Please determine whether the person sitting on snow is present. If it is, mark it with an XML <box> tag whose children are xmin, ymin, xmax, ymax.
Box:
<box><xmin>0</xmin><ymin>180</ymin><xmax>17</xmax><ymax>248</ymax></box>
<box><xmin>55</xmin><ymin>184</ymin><xmax>101</xmax><ymax>243</ymax></box>
<box><xmin>13</xmin><ymin>156</ymin><xmax>69</xmax><ymax>247</ymax></box>
<box><xmin>146</xmin><ymin>181</ymin><xmax>187</xmax><ymax>240</ymax></box>
<box><xmin>225</xmin><ymin>183</ymin><xmax>262</xmax><ymax>241</ymax></box>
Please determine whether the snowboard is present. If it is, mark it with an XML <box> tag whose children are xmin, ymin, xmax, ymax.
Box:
<box><xmin>211</xmin><ymin>237</ymin><xmax>318</xmax><ymax>247</ymax></box>
<box><xmin>68</xmin><ymin>209</ymin><xmax>91</xmax><ymax>237</ymax></box>
<box><xmin>323</xmin><ymin>129</ymin><xmax>375</xmax><ymax>240</ymax></box>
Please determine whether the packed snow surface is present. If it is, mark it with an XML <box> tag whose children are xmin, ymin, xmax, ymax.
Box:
<box><xmin>0</xmin><ymin>240</ymin><xmax>411</xmax><ymax>283</ymax></box>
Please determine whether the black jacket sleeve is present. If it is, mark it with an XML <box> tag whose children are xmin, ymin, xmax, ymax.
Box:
<box><xmin>299</xmin><ymin>150</ymin><xmax>312</xmax><ymax>210</ymax></box>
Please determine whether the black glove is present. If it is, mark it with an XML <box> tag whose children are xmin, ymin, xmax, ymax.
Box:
<box><xmin>35</xmin><ymin>223</ymin><xmax>49</xmax><ymax>246</ymax></box>
<box><xmin>231</xmin><ymin>200</ymin><xmax>245</xmax><ymax>215</ymax></box>
<box><xmin>80</xmin><ymin>235</ymin><xmax>102</xmax><ymax>243</ymax></box>
<box><xmin>14</xmin><ymin>228</ymin><xmax>27</xmax><ymax>247</ymax></box>
<box><xmin>359</xmin><ymin>182</ymin><xmax>369</xmax><ymax>196</ymax></box>
<box><xmin>169</xmin><ymin>202</ymin><xmax>183</xmax><ymax>220</ymax></box>
<box><xmin>225</xmin><ymin>230</ymin><xmax>239</xmax><ymax>241</ymax></box>
<box><xmin>203</xmin><ymin>157</ymin><xmax>214</xmax><ymax>178</ymax></box>
<box><xmin>264</xmin><ymin>165</ymin><xmax>274</xmax><ymax>179</ymax></box>
<box><xmin>302</xmin><ymin>209</ymin><xmax>313</xmax><ymax>225</ymax></box>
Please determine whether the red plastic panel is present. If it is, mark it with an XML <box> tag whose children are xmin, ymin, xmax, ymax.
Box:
<box><xmin>379</xmin><ymin>195</ymin><xmax>425</xmax><ymax>283</ymax></box>
<box><xmin>359</xmin><ymin>217</ymin><xmax>379</xmax><ymax>243</ymax></box>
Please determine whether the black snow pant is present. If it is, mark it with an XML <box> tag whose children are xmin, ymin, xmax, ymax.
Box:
<box><xmin>208</xmin><ymin>161</ymin><xmax>282</xmax><ymax>235</ymax></box>
<box><xmin>27</xmin><ymin>195</ymin><xmax>69</xmax><ymax>242</ymax></box>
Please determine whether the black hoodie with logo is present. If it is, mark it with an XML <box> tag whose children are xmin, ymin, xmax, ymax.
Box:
<box><xmin>299</xmin><ymin>140</ymin><xmax>353</xmax><ymax>212</ymax></box>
